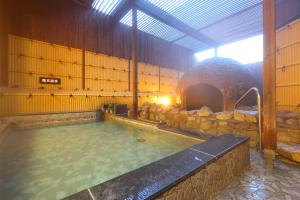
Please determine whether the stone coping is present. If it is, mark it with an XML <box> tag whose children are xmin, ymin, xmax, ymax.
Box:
<box><xmin>157</xmin><ymin>124</ymin><xmax>212</xmax><ymax>141</ymax></box>
<box><xmin>0</xmin><ymin>111</ymin><xmax>100</xmax><ymax>129</ymax></box>
<box><xmin>109</xmin><ymin>115</ymin><xmax>208</xmax><ymax>141</ymax></box>
<box><xmin>64</xmin><ymin>134</ymin><xmax>249</xmax><ymax>200</ymax></box>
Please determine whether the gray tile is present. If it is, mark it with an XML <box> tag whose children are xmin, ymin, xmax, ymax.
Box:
<box><xmin>90</xmin><ymin>149</ymin><xmax>213</xmax><ymax>200</ymax></box>
<box><xmin>217</xmin><ymin>150</ymin><xmax>300</xmax><ymax>200</ymax></box>
<box><xmin>63</xmin><ymin>190</ymin><xmax>92</xmax><ymax>200</ymax></box>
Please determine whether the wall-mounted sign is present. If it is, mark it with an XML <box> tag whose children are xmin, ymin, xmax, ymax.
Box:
<box><xmin>39</xmin><ymin>77</ymin><xmax>61</xmax><ymax>85</ymax></box>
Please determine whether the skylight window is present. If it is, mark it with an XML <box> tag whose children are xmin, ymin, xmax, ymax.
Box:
<box><xmin>147</xmin><ymin>0</ymin><xmax>188</xmax><ymax>12</ymax></box>
<box><xmin>120</xmin><ymin>9</ymin><xmax>185</xmax><ymax>41</ymax></box>
<box><xmin>217</xmin><ymin>34</ymin><xmax>263</xmax><ymax>64</ymax></box>
<box><xmin>195</xmin><ymin>48</ymin><xmax>216</xmax><ymax>62</ymax></box>
<box><xmin>92</xmin><ymin>0</ymin><xmax>123</xmax><ymax>15</ymax></box>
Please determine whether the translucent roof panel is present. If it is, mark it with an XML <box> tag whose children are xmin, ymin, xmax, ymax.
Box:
<box><xmin>120</xmin><ymin>10</ymin><xmax>185</xmax><ymax>42</ymax></box>
<box><xmin>174</xmin><ymin>36</ymin><xmax>210</xmax><ymax>51</ymax></box>
<box><xmin>117</xmin><ymin>0</ymin><xmax>263</xmax><ymax>51</ymax></box>
<box><xmin>148</xmin><ymin>0</ymin><xmax>262</xmax><ymax>30</ymax></box>
<box><xmin>92</xmin><ymin>0</ymin><xmax>124</xmax><ymax>15</ymax></box>
<box><xmin>200</xmin><ymin>4</ymin><xmax>262</xmax><ymax>44</ymax></box>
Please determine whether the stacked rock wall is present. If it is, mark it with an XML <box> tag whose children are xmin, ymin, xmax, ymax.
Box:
<box><xmin>140</xmin><ymin>103</ymin><xmax>300</xmax><ymax>147</ymax></box>
<box><xmin>140</xmin><ymin>103</ymin><xmax>258</xmax><ymax>147</ymax></box>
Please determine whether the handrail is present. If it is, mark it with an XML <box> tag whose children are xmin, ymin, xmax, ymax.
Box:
<box><xmin>234</xmin><ymin>87</ymin><xmax>262</xmax><ymax>152</ymax></box>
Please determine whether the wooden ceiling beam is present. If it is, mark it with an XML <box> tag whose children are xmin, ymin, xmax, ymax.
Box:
<box><xmin>134</xmin><ymin>0</ymin><xmax>218</xmax><ymax>46</ymax></box>
<box><xmin>112</xmin><ymin>0</ymin><xmax>134</xmax><ymax>24</ymax></box>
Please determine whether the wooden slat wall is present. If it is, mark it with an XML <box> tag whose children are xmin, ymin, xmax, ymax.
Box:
<box><xmin>85</xmin><ymin>51</ymin><xmax>129</xmax><ymax>92</ymax></box>
<box><xmin>160</xmin><ymin>68</ymin><xmax>183</xmax><ymax>94</ymax></box>
<box><xmin>1</xmin><ymin>0</ymin><xmax>193</xmax><ymax>73</ymax></box>
<box><xmin>9</xmin><ymin>35</ymin><xmax>82</xmax><ymax>90</ymax></box>
<box><xmin>276</xmin><ymin>19</ymin><xmax>300</xmax><ymax>112</ymax></box>
<box><xmin>0</xmin><ymin>35</ymin><xmax>182</xmax><ymax>116</ymax></box>
<box><xmin>138</xmin><ymin>62</ymin><xmax>159</xmax><ymax>93</ymax></box>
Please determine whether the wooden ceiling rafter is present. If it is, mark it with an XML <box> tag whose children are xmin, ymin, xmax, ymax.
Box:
<box><xmin>72</xmin><ymin>0</ymin><xmax>218</xmax><ymax>47</ymax></box>
<box><xmin>110</xmin><ymin>0</ymin><xmax>218</xmax><ymax>47</ymax></box>
<box><xmin>134</xmin><ymin>0</ymin><xmax>218</xmax><ymax>46</ymax></box>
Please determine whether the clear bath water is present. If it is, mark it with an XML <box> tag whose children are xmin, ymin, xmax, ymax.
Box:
<box><xmin>0</xmin><ymin>120</ymin><xmax>200</xmax><ymax>200</ymax></box>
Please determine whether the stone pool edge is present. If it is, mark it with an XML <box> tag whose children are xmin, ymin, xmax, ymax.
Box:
<box><xmin>109</xmin><ymin>114</ymin><xmax>209</xmax><ymax>141</ymax></box>
<box><xmin>64</xmin><ymin>134</ymin><xmax>249</xmax><ymax>200</ymax></box>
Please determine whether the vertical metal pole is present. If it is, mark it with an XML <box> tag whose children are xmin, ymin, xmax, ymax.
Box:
<box><xmin>263</xmin><ymin>0</ymin><xmax>277</xmax><ymax>168</ymax></box>
<box><xmin>130</xmin><ymin>7</ymin><xmax>138</xmax><ymax>119</ymax></box>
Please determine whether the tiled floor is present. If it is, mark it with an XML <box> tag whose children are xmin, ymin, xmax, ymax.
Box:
<box><xmin>217</xmin><ymin>150</ymin><xmax>300</xmax><ymax>200</ymax></box>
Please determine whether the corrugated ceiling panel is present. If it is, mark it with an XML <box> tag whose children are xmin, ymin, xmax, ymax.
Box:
<box><xmin>120</xmin><ymin>10</ymin><xmax>185</xmax><ymax>42</ymax></box>
<box><xmin>174</xmin><ymin>36</ymin><xmax>210</xmax><ymax>51</ymax></box>
<box><xmin>148</xmin><ymin>0</ymin><xmax>262</xmax><ymax>30</ymax></box>
<box><xmin>118</xmin><ymin>0</ymin><xmax>263</xmax><ymax>50</ymax></box>
<box><xmin>92</xmin><ymin>0</ymin><xmax>124</xmax><ymax>15</ymax></box>
<box><xmin>200</xmin><ymin>4</ymin><xmax>262</xmax><ymax>44</ymax></box>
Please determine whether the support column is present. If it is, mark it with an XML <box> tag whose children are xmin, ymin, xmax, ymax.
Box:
<box><xmin>0</xmin><ymin>1</ymin><xmax>9</xmax><ymax>87</ymax></box>
<box><xmin>263</xmin><ymin>0</ymin><xmax>277</xmax><ymax>168</ymax></box>
<box><xmin>82</xmin><ymin>13</ymin><xmax>86</xmax><ymax>90</ymax></box>
<box><xmin>130</xmin><ymin>7</ymin><xmax>138</xmax><ymax>119</ymax></box>
<box><xmin>82</xmin><ymin>49</ymin><xmax>86</xmax><ymax>90</ymax></box>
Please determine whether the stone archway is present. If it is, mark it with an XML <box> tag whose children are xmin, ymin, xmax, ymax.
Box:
<box><xmin>184</xmin><ymin>83</ymin><xmax>224</xmax><ymax>112</ymax></box>
<box><xmin>177</xmin><ymin>58</ymin><xmax>257</xmax><ymax>111</ymax></box>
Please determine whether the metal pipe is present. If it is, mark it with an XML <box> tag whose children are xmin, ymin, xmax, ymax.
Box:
<box><xmin>234</xmin><ymin>87</ymin><xmax>262</xmax><ymax>152</ymax></box>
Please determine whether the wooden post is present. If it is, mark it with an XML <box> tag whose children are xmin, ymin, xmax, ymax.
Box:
<box><xmin>0</xmin><ymin>35</ymin><xmax>8</xmax><ymax>87</ymax></box>
<box><xmin>263</xmin><ymin>0</ymin><xmax>277</xmax><ymax>168</ymax></box>
<box><xmin>130</xmin><ymin>7</ymin><xmax>138</xmax><ymax>119</ymax></box>
<box><xmin>0</xmin><ymin>1</ymin><xmax>9</xmax><ymax>87</ymax></box>
<box><xmin>82</xmin><ymin>49</ymin><xmax>86</xmax><ymax>90</ymax></box>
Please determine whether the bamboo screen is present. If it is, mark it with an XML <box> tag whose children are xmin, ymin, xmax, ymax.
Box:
<box><xmin>85</xmin><ymin>51</ymin><xmax>129</xmax><ymax>92</ymax></box>
<box><xmin>276</xmin><ymin>19</ymin><xmax>300</xmax><ymax>112</ymax></box>
<box><xmin>138</xmin><ymin>62</ymin><xmax>159</xmax><ymax>93</ymax></box>
<box><xmin>1</xmin><ymin>35</ymin><xmax>183</xmax><ymax>116</ymax></box>
<box><xmin>8</xmin><ymin>35</ymin><xmax>83</xmax><ymax>90</ymax></box>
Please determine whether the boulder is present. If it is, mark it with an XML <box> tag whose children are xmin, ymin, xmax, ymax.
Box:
<box><xmin>286</xmin><ymin>118</ymin><xmax>298</xmax><ymax>126</ymax></box>
<box><xmin>278</xmin><ymin>128</ymin><xmax>300</xmax><ymax>144</ymax></box>
<box><xmin>215</xmin><ymin>111</ymin><xmax>233</xmax><ymax>120</ymax></box>
<box><xmin>276</xmin><ymin>117</ymin><xmax>284</xmax><ymax>124</ymax></box>
<box><xmin>277</xmin><ymin>143</ymin><xmax>300</xmax><ymax>163</ymax></box>
<box><xmin>179</xmin><ymin>110</ymin><xmax>188</xmax><ymax>115</ymax></box>
<box><xmin>285</xmin><ymin>112</ymin><xmax>300</xmax><ymax>118</ymax></box>
<box><xmin>169</xmin><ymin>108</ymin><xmax>179</xmax><ymax>114</ymax></box>
<box><xmin>234</xmin><ymin>110</ymin><xmax>257</xmax><ymax>123</ymax></box>
<box><xmin>198</xmin><ymin>106</ymin><xmax>213</xmax><ymax>117</ymax></box>
<box><xmin>187</xmin><ymin>110</ymin><xmax>198</xmax><ymax>115</ymax></box>
<box><xmin>187</xmin><ymin>116</ymin><xmax>196</xmax><ymax>121</ymax></box>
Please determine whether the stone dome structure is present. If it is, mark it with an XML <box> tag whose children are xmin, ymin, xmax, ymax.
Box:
<box><xmin>177</xmin><ymin>58</ymin><xmax>256</xmax><ymax>112</ymax></box>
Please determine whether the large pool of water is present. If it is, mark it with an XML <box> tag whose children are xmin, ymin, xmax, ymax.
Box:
<box><xmin>0</xmin><ymin>120</ymin><xmax>200</xmax><ymax>200</ymax></box>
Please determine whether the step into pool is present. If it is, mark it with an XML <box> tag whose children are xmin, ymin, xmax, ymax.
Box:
<box><xmin>0</xmin><ymin>120</ymin><xmax>201</xmax><ymax>200</ymax></box>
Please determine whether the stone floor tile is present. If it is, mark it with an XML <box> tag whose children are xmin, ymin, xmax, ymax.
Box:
<box><xmin>217</xmin><ymin>150</ymin><xmax>300</xmax><ymax>200</ymax></box>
